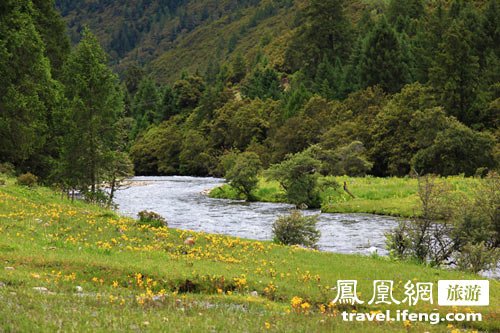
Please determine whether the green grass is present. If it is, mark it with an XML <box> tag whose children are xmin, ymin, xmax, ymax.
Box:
<box><xmin>210</xmin><ymin>176</ymin><xmax>481</xmax><ymax>217</ymax></box>
<box><xmin>0</xmin><ymin>177</ymin><xmax>497</xmax><ymax>332</ymax></box>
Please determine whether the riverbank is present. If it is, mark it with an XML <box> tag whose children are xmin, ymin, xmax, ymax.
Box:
<box><xmin>0</xmin><ymin>177</ymin><xmax>497</xmax><ymax>332</ymax></box>
<box><xmin>209</xmin><ymin>176</ymin><xmax>481</xmax><ymax>218</ymax></box>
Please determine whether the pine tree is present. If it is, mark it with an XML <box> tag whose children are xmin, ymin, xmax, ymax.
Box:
<box><xmin>60</xmin><ymin>28</ymin><xmax>123</xmax><ymax>196</ymax></box>
<box><xmin>0</xmin><ymin>0</ymin><xmax>62</xmax><ymax>176</ymax></box>
<box><xmin>388</xmin><ymin>0</ymin><xmax>424</xmax><ymax>34</ymax></box>
<box><xmin>483</xmin><ymin>0</ymin><xmax>500</xmax><ymax>57</ymax></box>
<box><xmin>429</xmin><ymin>20</ymin><xmax>481</xmax><ymax>125</ymax></box>
<box><xmin>285</xmin><ymin>0</ymin><xmax>351</xmax><ymax>75</ymax></box>
<box><xmin>230</xmin><ymin>53</ymin><xmax>246</xmax><ymax>84</ymax></box>
<box><xmin>358</xmin><ymin>16</ymin><xmax>411</xmax><ymax>93</ymax></box>
<box><xmin>132</xmin><ymin>76</ymin><xmax>161</xmax><ymax>135</ymax></box>
<box><xmin>413</xmin><ymin>1</ymin><xmax>448</xmax><ymax>82</ymax></box>
<box><xmin>31</xmin><ymin>0</ymin><xmax>70</xmax><ymax>78</ymax></box>
<box><xmin>314</xmin><ymin>57</ymin><xmax>345</xmax><ymax>100</ymax></box>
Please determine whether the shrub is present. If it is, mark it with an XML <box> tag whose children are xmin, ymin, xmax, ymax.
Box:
<box><xmin>272</xmin><ymin>210</ymin><xmax>320</xmax><ymax>248</ymax></box>
<box><xmin>137</xmin><ymin>210</ymin><xmax>167</xmax><ymax>228</ymax></box>
<box><xmin>385</xmin><ymin>175</ymin><xmax>456</xmax><ymax>265</ymax></box>
<box><xmin>456</xmin><ymin>242</ymin><xmax>500</xmax><ymax>274</ymax></box>
<box><xmin>0</xmin><ymin>162</ymin><xmax>15</xmax><ymax>175</ymax></box>
<box><xmin>16</xmin><ymin>172</ymin><xmax>38</xmax><ymax>187</ymax></box>
<box><xmin>225</xmin><ymin>152</ymin><xmax>262</xmax><ymax>201</ymax></box>
<box><xmin>267</xmin><ymin>151</ymin><xmax>321</xmax><ymax>208</ymax></box>
<box><xmin>386</xmin><ymin>172</ymin><xmax>500</xmax><ymax>273</ymax></box>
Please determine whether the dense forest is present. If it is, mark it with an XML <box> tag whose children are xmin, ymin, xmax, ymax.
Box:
<box><xmin>0</xmin><ymin>0</ymin><xmax>499</xmax><ymax>202</ymax></box>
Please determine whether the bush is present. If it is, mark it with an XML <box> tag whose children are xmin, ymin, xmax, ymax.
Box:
<box><xmin>386</xmin><ymin>175</ymin><xmax>455</xmax><ymax>265</ymax></box>
<box><xmin>0</xmin><ymin>162</ymin><xmax>15</xmax><ymax>175</ymax></box>
<box><xmin>16</xmin><ymin>172</ymin><xmax>38</xmax><ymax>187</ymax></box>
<box><xmin>272</xmin><ymin>210</ymin><xmax>320</xmax><ymax>248</ymax></box>
<box><xmin>386</xmin><ymin>172</ymin><xmax>500</xmax><ymax>273</ymax></box>
<box><xmin>137</xmin><ymin>210</ymin><xmax>167</xmax><ymax>228</ymax></box>
<box><xmin>456</xmin><ymin>242</ymin><xmax>500</xmax><ymax>274</ymax></box>
<box><xmin>267</xmin><ymin>151</ymin><xmax>321</xmax><ymax>208</ymax></box>
<box><xmin>225</xmin><ymin>152</ymin><xmax>262</xmax><ymax>201</ymax></box>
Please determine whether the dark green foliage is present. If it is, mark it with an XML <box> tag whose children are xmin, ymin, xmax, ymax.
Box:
<box><xmin>137</xmin><ymin>210</ymin><xmax>167</xmax><ymax>228</ymax></box>
<box><xmin>357</xmin><ymin>16</ymin><xmax>411</xmax><ymax>93</ymax></box>
<box><xmin>60</xmin><ymin>28</ymin><xmax>123</xmax><ymax>194</ymax></box>
<box><xmin>230</xmin><ymin>53</ymin><xmax>247</xmax><ymax>84</ymax></box>
<box><xmin>31</xmin><ymin>0</ymin><xmax>70</xmax><ymax>78</ymax></box>
<box><xmin>412</xmin><ymin>119</ymin><xmax>496</xmax><ymax>176</ymax></box>
<box><xmin>370</xmin><ymin>84</ymin><xmax>444</xmax><ymax>176</ymax></box>
<box><xmin>241</xmin><ymin>67</ymin><xmax>282</xmax><ymax>100</ymax></box>
<box><xmin>1</xmin><ymin>0</ymin><xmax>499</xmax><ymax>186</ymax></box>
<box><xmin>285</xmin><ymin>0</ymin><xmax>351</xmax><ymax>74</ymax></box>
<box><xmin>179</xmin><ymin>130</ymin><xmax>213</xmax><ymax>176</ymax></box>
<box><xmin>0</xmin><ymin>0</ymin><xmax>62</xmax><ymax>177</ymax></box>
<box><xmin>132</xmin><ymin>76</ymin><xmax>162</xmax><ymax>137</ymax></box>
<box><xmin>272</xmin><ymin>210</ymin><xmax>320</xmax><ymax>248</ymax></box>
<box><xmin>225</xmin><ymin>152</ymin><xmax>262</xmax><ymax>200</ymax></box>
<box><xmin>173</xmin><ymin>74</ymin><xmax>205</xmax><ymax>109</ymax></box>
<box><xmin>210</xmin><ymin>99</ymin><xmax>278</xmax><ymax>151</ymax></box>
<box><xmin>429</xmin><ymin>19</ymin><xmax>481</xmax><ymax>125</ymax></box>
<box><xmin>387</xmin><ymin>0</ymin><xmax>424</xmax><ymax>34</ymax></box>
<box><xmin>130</xmin><ymin>119</ymin><xmax>182</xmax><ymax>175</ymax></box>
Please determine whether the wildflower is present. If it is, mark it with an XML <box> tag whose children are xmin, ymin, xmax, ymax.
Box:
<box><xmin>264</xmin><ymin>322</ymin><xmax>271</xmax><ymax>329</ymax></box>
<box><xmin>112</xmin><ymin>281</ymin><xmax>119</xmax><ymax>288</ymax></box>
<box><xmin>291</xmin><ymin>296</ymin><xmax>303</xmax><ymax>308</ymax></box>
<box><xmin>403</xmin><ymin>320</ymin><xmax>411</xmax><ymax>328</ymax></box>
<box><xmin>300</xmin><ymin>302</ymin><xmax>311</xmax><ymax>311</ymax></box>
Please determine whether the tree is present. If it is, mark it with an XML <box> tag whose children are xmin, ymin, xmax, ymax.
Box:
<box><xmin>241</xmin><ymin>67</ymin><xmax>282</xmax><ymax>100</ymax></box>
<box><xmin>225</xmin><ymin>152</ymin><xmax>262</xmax><ymax>201</ymax></box>
<box><xmin>131</xmin><ymin>76</ymin><xmax>161</xmax><ymax>137</ymax></box>
<box><xmin>370</xmin><ymin>83</ymin><xmax>444</xmax><ymax>176</ymax></box>
<box><xmin>358</xmin><ymin>16</ymin><xmax>411</xmax><ymax>93</ymax></box>
<box><xmin>285</xmin><ymin>0</ymin><xmax>351</xmax><ymax>75</ymax></box>
<box><xmin>411</xmin><ymin>119</ymin><xmax>496</xmax><ymax>176</ymax></box>
<box><xmin>60</xmin><ymin>28</ymin><xmax>123</xmax><ymax>196</ymax></box>
<box><xmin>331</xmin><ymin>141</ymin><xmax>373</xmax><ymax>176</ymax></box>
<box><xmin>31</xmin><ymin>0</ymin><xmax>70</xmax><ymax>78</ymax></box>
<box><xmin>230</xmin><ymin>53</ymin><xmax>246</xmax><ymax>83</ymax></box>
<box><xmin>429</xmin><ymin>19</ymin><xmax>481</xmax><ymax>125</ymax></box>
<box><xmin>413</xmin><ymin>1</ymin><xmax>448</xmax><ymax>83</ymax></box>
<box><xmin>0</xmin><ymin>0</ymin><xmax>62</xmax><ymax>177</ymax></box>
<box><xmin>130</xmin><ymin>119</ymin><xmax>182</xmax><ymax>175</ymax></box>
<box><xmin>173</xmin><ymin>74</ymin><xmax>205</xmax><ymax>109</ymax></box>
<box><xmin>387</xmin><ymin>0</ymin><xmax>424</xmax><ymax>34</ymax></box>
<box><xmin>267</xmin><ymin>151</ymin><xmax>321</xmax><ymax>209</ymax></box>
<box><xmin>178</xmin><ymin>130</ymin><xmax>213</xmax><ymax>176</ymax></box>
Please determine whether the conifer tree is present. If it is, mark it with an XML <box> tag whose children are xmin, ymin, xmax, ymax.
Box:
<box><xmin>429</xmin><ymin>20</ymin><xmax>481</xmax><ymax>125</ymax></box>
<box><xmin>0</xmin><ymin>0</ymin><xmax>62</xmax><ymax>176</ymax></box>
<box><xmin>285</xmin><ymin>0</ymin><xmax>351</xmax><ymax>75</ymax></box>
<box><xmin>131</xmin><ymin>76</ymin><xmax>161</xmax><ymax>136</ymax></box>
<box><xmin>358</xmin><ymin>16</ymin><xmax>411</xmax><ymax>93</ymax></box>
<box><xmin>60</xmin><ymin>28</ymin><xmax>123</xmax><ymax>196</ymax></box>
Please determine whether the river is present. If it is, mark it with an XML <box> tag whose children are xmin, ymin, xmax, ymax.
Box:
<box><xmin>114</xmin><ymin>176</ymin><xmax>400</xmax><ymax>255</ymax></box>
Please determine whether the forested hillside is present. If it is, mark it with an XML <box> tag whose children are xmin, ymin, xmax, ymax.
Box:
<box><xmin>1</xmin><ymin>0</ymin><xmax>499</xmax><ymax>202</ymax></box>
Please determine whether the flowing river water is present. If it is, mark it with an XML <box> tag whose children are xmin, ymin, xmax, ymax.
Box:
<box><xmin>114</xmin><ymin>176</ymin><xmax>400</xmax><ymax>255</ymax></box>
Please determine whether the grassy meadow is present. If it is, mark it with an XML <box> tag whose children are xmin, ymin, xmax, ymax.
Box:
<box><xmin>209</xmin><ymin>176</ymin><xmax>482</xmax><ymax>217</ymax></box>
<box><xmin>0</xmin><ymin>176</ymin><xmax>498</xmax><ymax>332</ymax></box>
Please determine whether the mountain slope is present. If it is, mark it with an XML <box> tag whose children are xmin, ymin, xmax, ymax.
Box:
<box><xmin>55</xmin><ymin>0</ymin><xmax>390</xmax><ymax>82</ymax></box>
